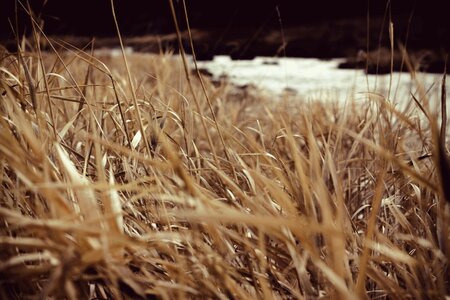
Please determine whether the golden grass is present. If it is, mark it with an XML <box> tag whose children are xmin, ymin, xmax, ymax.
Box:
<box><xmin>0</xmin><ymin>30</ymin><xmax>449</xmax><ymax>299</ymax></box>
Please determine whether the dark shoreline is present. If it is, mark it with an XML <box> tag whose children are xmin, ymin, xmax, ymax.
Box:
<box><xmin>2</xmin><ymin>17</ymin><xmax>448</xmax><ymax>75</ymax></box>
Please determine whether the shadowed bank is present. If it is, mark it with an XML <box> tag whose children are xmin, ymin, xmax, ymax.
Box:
<box><xmin>1</xmin><ymin>0</ymin><xmax>449</xmax><ymax>70</ymax></box>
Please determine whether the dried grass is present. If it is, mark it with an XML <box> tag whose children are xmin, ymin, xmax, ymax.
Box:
<box><xmin>0</xmin><ymin>22</ymin><xmax>449</xmax><ymax>300</ymax></box>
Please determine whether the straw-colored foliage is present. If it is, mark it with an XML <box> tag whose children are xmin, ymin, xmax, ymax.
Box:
<box><xmin>0</xmin><ymin>37</ymin><xmax>448</xmax><ymax>299</ymax></box>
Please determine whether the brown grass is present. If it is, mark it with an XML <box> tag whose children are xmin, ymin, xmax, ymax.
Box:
<box><xmin>0</xmin><ymin>17</ymin><xmax>449</xmax><ymax>300</ymax></box>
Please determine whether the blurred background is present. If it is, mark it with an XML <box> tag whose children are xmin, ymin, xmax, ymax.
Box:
<box><xmin>1</xmin><ymin>0</ymin><xmax>449</xmax><ymax>70</ymax></box>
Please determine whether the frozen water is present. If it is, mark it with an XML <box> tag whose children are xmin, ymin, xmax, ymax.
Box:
<box><xmin>195</xmin><ymin>56</ymin><xmax>448</xmax><ymax>106</ymax></box>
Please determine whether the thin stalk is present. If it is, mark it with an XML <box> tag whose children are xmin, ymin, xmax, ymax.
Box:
<box><xmin>181</xmin><ymin>0</ymin><xmax>237</xmax><ymax>179</ymax></box>
<box><xmin>168</xmin><ymin>0</ymin><xmax>219</xmax><ymax>165</ymax></box>
<box><xmin>110</xmin><ymin>0</ymin><xmax>152</xmax><ymax>158</ymax></box>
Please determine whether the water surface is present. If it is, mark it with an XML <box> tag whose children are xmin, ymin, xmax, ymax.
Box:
<box><xmin>196</xmin><ymin>56</ymin><xmax>447</xmax><ymax>106</ymax></box>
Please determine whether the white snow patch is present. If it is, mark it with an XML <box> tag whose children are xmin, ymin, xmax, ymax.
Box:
<box><xmin>194</xmin><ymin>56</ymin><xmax>448</xmax><ymax>106</ymax></box>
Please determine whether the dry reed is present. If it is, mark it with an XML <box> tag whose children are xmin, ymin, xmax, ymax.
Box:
<box><xmin>0</xmin><ymin>11</ymin><xmax>449</xmax><ymax>300</ymax></box>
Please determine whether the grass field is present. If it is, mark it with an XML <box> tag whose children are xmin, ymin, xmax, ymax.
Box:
<box><xmin>0</xmin><ymin>6</ymin><xmax>449</xmax><ymax>299</ymax></box>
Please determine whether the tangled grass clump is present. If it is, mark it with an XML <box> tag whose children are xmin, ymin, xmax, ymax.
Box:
<box><xmin>0</xmin><ymin>36</ymin><xmax>449</xmax><ymax>299</ymax></box>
